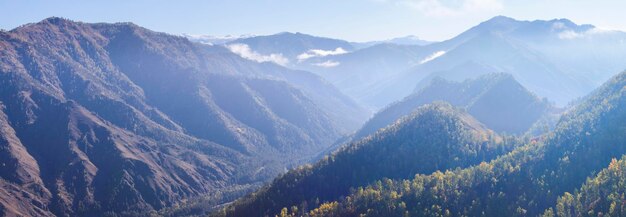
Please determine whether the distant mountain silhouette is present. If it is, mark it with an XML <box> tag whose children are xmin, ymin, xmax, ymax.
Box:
<box><xmin>300</xmin><ymin>16</ymin><xmax>626</xmax><ymax>109</ymax></box>
<box><xmin>355</xmin><ymin>73</ymin><xmax>555</xmax><ymax>139</ymax></box>
<box><xmin>351</xmin><ymin>35</ymin><xmax>433</xmax><ymax>49</ymax></box>
<box><xmin>230</xmin><ymin>32</ymin><xmax>355</xmax><ymax>65</ymax></box>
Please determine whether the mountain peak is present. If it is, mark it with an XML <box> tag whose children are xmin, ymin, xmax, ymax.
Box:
<box><xmin>275</xmin><ymin>31</ymin><xmax>306</xmax><ymax>36</ymax></box>
<box><xmin>42</xmin><ymin>16</ymin><xmax>69</xmax><ymax>23</ymax></box>
<box><xmin>479</xmin><ymin>16</ymin><xmax>523</xmax><ymax>28</ymax></box>
<box><xmin>25</xmin><ymin>16</ymin><xmax>79</xmax><ymax>29</ymax></box>
<box><xmin>467</xmin><ymin>16</ymin><xmax>524</xmax><ymax>35</ymax></box>
<box><xmin>357</xmin><ymin>72</ymin><xmax>552</xmax><ymax>137</ymax></box>
<box><xmin>386</xmin><ymin>35</ymin><xmax>433</xmax><ymax>45</ymax></box>
<box><xmin>473</xmin><ymin>16</ymin><xmax>595</xmax><ymax>35</ymax></box>
<box><xmin>548</xmin><ymin>18</ymin><xmax>576</xmax><ymax>25</ymax></box>
<box><xmin>222</xmin><ymin>100</ymin><xmax>506</xmax><ymax>217</ymax></box>
<box><xmin>486</xmin><ymin>15</ymin><xmax>518</xmax><ymax>24</ymax></box>
<box><xmin>20</xmin><ymin>17</ymin><xmax>142</xmax><ymax>33</ymax></box>
<box><xmin>543</xmin><ymin>18</ymin><xmax>595</xmax><ymax>31</ymax></box>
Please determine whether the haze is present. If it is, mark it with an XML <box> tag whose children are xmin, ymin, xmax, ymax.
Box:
<box><xmin>2</xmin><ymin>0</ymin><xmax>626</xmax><ymax>41</ymax></box>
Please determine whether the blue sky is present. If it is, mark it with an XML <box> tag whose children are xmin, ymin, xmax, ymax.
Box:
<box><xmin>2</xmin><ymin>0</ymin><xmax>626</xmax><ymax>42</ymax></box>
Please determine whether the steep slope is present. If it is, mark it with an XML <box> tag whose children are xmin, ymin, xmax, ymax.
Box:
<box><xmin>217</xmin><ymin>103</ymin><xmax>517</xmax><ymax>217</ymax></box>
<box><xmin>0</xmin><ymin>102</ymin><xmax>53</xmax><ymax>216</ymax></box>
<box><xmin>220</xmin><ymin>59</ymin><xmax>370</xmax><ymax>133</ymax></box>
<box><xmin>97</xmin><ymin>24</ymin><xmax>339</xmax><ymax>154</ymax></box>
<box><xmin>303</xmin><ymin>70</ymin><xmax>626</xmax><ymax>216</ymax></box>
<box><xmin>0</xmin><ymin>17</ymin><xmax>367</xmax><ymax>216</ymax></box>
<box><xmin>546</xmin><ymin>156</ymin><xmax>626</xmax><ymax>217</ymax></box>
<box><xmin>0</xmin><ymin>89</ymin><xmax>244</xmax><ymax>216</ymax></box>
<box><xmin>356</xmin><ymin>73</ymin><xmax>554</xmax><ymax>139</ymax></box>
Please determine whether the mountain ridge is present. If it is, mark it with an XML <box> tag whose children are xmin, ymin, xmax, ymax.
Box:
<box><xmin>0</xmin><ymin>17</ymin><xmax>369</xmax><ymax>216</ymax></box>
<box><xmin>300</xmin><ymin>16</ymin><xmax>626</xmax><ymax>109</ymax></box>
<box><xmin>298</xmin><ymin>69</ymin><xmax>626</xmax><ymax>216</ymax></box>
<box><xmin>217</xmin><ymin>102</ymin><xmax>517</xmax><ymax>217</ymax></box>
<box><xmin>354</xmin><ymin>73</ymin><xmax>554</xmax><ymax>140</ymax></box>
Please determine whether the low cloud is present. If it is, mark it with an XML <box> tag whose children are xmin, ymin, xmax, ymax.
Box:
<box><xmin>313</xmin><ymin>60</ymin><xmax>341</xmax><ymax>68</ymax></box>
<box><xmin>557</xmin><ymin>30</ymin><xmax>583</xmax><ymax>39</ymax></box>
<box><xmin>558</xmin><ymin>29</ymin><xmax>608</xmax><ymax>39</ymax></box>
<box><xmin>297</xmin><ymin>47</ymin><xmax>348</xmax><ymax>61</ymax></box>
<box><xmin>227</xmin><ymin>43</ymin><xmax>289</xmax><ymax>66</ymax></box>
<box><xmin>555</xmin><ymin>25</ymin><xmax>616</xmax><ymax>40</ymax></box>
<box><xmin>420</xmin><ymin>51</ymin><xmax>446</xmax><ymax>64</ymax></box>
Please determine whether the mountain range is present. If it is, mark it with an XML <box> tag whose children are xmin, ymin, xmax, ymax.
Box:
<box><xmin>350</xmin><ymin>35</ymin><xmax>433</xmax><ymax>49</ymax></box>
<box><xmin>182</xmin><ymin>34</ymin><xmax>255</xmax><ymax>46</ymax></box>
<box><xmin>355</xmin><ymin>73</ymin><xmax>556</xmax><ymax>139</ymax></box>
<box><xmin>201</xmin><ymin>17</ymin><xmax>626</xmax><ymax>216</ymax></box>
<box><xmin>2</xmin><ymin>15</ymin><xmax>626</xmax><ymax>217</ymax></box>
<box><xmin>220</xmin><ymin>68</ymin><xmax>626</xmax><ymax>216</ymax></box>
<box><xmin>0</xmin><ymin>17</ymin><xmax>369</xmax><ymax>216</ymax></box>
<box><xmin>219</xmin><ymin>102</ymin><xmax>518</xmax><ymax>217</ymax></box>
<box><xmin>226</xmin><ymin>16</ymin><xmax>626</xmax><ymax>110</ymax></box>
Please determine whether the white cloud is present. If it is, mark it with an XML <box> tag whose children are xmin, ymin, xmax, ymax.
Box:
<box><xmin>419</xmin><ymin>51</ymin><xmax>446</xmax><ymax>64</ymax></box>
<box><xmin>297</xmin><ymin>47</ymin><xmax>348</xmax><ymax>61</ymax></box>
<box><xmin>396</xmin><ymin>0</ymin><xmax>503</xmax><ymax>17</ymax></box>
<box><xmin>557</xmin><ymin>30</ymin><xmax>582</xmax><ymax>39</ymax></box>
<box><xmin>557</xmin><ymin>27</ymin><xmax>615</xmax><ymax>40</ymax></box>
<box><xmin>226</xmin><ymin>43</ymin><xmax>289</xmax><ymax>66</ymax></box>
<box><xmin>552</xmin><ymin>22</ymin><xmax>567</xmax><ymax>30</ymax></box>
<box><xmin>313</xmin><ymin>60</ymin><xmax>341</xmax><ymax>68</ymax></box>
<box><xmin>551</xmin><ymin>21</ymin><xmax>621</xmax><ymax>40</ymax></box>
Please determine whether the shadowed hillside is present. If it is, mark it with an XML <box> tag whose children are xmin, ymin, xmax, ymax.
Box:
<box><xmin>217</xmin><ymin>103</ymin><xmax>518</xmax><ymax>217</ymax></box>
<box><xmin>0</xmin><ymin>17</ymin><xmax>369</xmax><ymax>216</ymax></box>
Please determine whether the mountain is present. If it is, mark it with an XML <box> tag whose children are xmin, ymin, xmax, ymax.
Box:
<box><xmin>384</xmin><ymin>35</ymin><xmax>433</xmax><ymax>46</ymax></box>
<box><xmin>355</xmin><ymin>73</ymin><xmax>556</xmax><ymax>139</ymax></box>
<box><xmin>351</xmin><ymin>35</ymin><xmax>433</xmax><ymax>49</ymax></box>
<box><xmin>228</xmin><ymin>32</ymin><xmax>355</xmax><ymax>67</ymax></box>
<box><xmin>182</xmin><ymin>34</ymin><xmax>255</xmax><ymax>45</ymax></box>
<box><xmin>297</xmin><ymin>43</ymin><xmax>430</xmax><ymax>109</ymax></box>
<box><xmin>298</xmin><ymin>69</ymin><xmax>626</xmax><ymax>216</ymax></box>
<box><xmin>303</xmin><ymin>16</ymin><xmax>626</xmax><ymax>109</ymax></box>
<box><xmin>396</xmin><ymin>16</ymin><xmax>626</xmax><ymax>106</ymax></box>
<box><xmin>223</xmin><ymin>33</ymin><xmax>437</xmax><ymax>103</ymax></box>
<box><xmin>216</xmin><ymin>103</ymin><xmax>518</xmax><ymax>217</ymax></box>
<box><xmin>549</xmin><ymin>156</ymin><xmax>626</xmax><ymax>216</ymax></box>
<box><xmin>0</xmin><ymin>17</ymin><xmax>368</xmax><ymax>216</ymax></box>
<box><xmin>227</xmin><ymin>33</ymin><xmax>436</xmax><ymax>110</ymax></box>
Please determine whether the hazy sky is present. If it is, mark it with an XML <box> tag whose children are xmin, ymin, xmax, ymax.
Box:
<box><xmin>2</xmin><ymin>0</ymin><xmax>626</xmax><ymax>42</ymax></box>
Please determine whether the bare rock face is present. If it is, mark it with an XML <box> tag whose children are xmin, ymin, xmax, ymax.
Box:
<box><xmin>0</xmin><ymin>17</ymin><xmax>368</xmax><ymax>216</ymax></box>
<box><xmin>0</xmin><ymin>102</ymin><xmax>53</xmax><ymax>216</ymax></box>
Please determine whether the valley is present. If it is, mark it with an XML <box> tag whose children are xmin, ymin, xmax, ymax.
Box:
<box><xmin>1</xmin><ymin>13</ymin><xmax>625</xmax><ymax>217</ymax></box>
